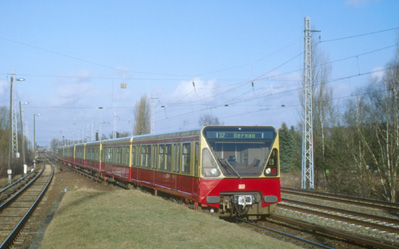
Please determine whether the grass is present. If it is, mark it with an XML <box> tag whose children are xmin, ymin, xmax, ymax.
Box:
<box><xmin>40</xmin><ymin>188</ymin><xmax>299</xmax><ymax>249</ymax></box>
<box><xmin>281</xmin><ymin>171</ymin><xmax>301</xmax><ymax>188</ymax></box>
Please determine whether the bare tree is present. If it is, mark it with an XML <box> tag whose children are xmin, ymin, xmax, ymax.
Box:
<box><xmin>347</xmin><ymin>54</ymin><xmax>399</xmax><ymax>202</ymax></box>
<box><xmin>0</xmin><ymin>106</ymin><xmax>10</xmax><ymax>177</ymax></box>
<box><xmin>133</xmin><ymin>95</ymin><xmax>151</xmax><ymax>135</ymax></box>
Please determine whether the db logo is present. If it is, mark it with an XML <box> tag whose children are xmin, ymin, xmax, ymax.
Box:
<box><xmin>238</xmin><ymin>184</ymin><xmax>245</xmax><ymax>189</ymax></box>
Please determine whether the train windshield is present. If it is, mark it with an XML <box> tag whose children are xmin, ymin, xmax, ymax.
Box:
<box><xmin>203</xmin><ymin>127</ymin><xmax>276</xmax><ymax>177</ymax></box>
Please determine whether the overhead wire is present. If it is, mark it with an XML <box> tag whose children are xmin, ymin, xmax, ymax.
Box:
<box><xmin>320</xmin><ymin>27</ymin><xmax>399</xmax><ymax>43</ymax></box>
<box><xmin>6</xmin><ymin>26</ymin><xmax>398</xmax><ymax>139</ymax></box>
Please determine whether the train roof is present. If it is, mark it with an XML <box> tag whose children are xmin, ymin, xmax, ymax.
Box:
<box><xmin>58</xmin><ymin>125</ymin><xmax>277</xmax><ymax>148</ymax></box>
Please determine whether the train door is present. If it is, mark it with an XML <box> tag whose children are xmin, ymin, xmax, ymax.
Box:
<box><xmin>179</xmin><ymin>142</ymin><xmax>192</xmax><ymax>194</ymax></box>
<box><xmin>83</xmin><ymin>144</ymin><xmax>86</xmax><ymax>168</ymax></box>
<box><xmin>73</xmin><ymin>145</ymin><xmax>76</xmax><ymax>167</ymax></box>
<box><xmin>152</xmin><ymin>144</ymin><xmax>158</xmax><ymax>187</ymax></box>
<box><xmin>173</xmin><ymin>143</ymin><xmax>180</xmax><ymax>190</ymax></box>
<box><xmin>192</xmin><ymin>142</ymin><xmax>200</xmax><ymax>197</ymax></box>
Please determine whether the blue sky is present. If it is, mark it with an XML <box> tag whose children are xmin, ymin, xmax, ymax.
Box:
<box><xmin>0</xmin><ymin>0</ymin><xmax>398</xmax><ymax>146</ymax></box>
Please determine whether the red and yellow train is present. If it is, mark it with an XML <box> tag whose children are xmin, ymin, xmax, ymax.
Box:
<box><xmin>58</xmin><ymin>125</ymin><xmax>281</xmax><ymax>219</ymax></box>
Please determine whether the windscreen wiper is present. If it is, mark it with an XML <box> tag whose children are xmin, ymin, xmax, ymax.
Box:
<box><xmin>218</xmin><ymin>158</ymin><xmax>242</xmax><ymax>179</ymax></box>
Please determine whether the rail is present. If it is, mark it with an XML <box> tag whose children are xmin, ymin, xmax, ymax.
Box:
<box><xmin>236</xmin><ymin>217</ymin><xmax>334</xmax><ymax>249</ymax></box>
<box><xmin>0</xmin><ymin>167</ymin><xmax>36</xmax><ymax>194</ymax></box>
<box><xmin>268</xmin><ymin>214</ymin><xmax>399</xmax><ymax>249</ymax></box>
<box><xmin>281</xmin><ymin>186</ymin><xmax>399</xmax><ymax>212</ymax></box>
<box><xmin>0</xmin><ymin>162</ymin><xmax>54</xmax><ymax>248</ymax></box>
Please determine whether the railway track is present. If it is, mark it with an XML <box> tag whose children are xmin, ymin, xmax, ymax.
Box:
<box><xmin>237</xmin><ymin>217</ymin><xmax>335</xmax><ymax>249</ymax></box>
<box><xmin>0</xmin><ymin>170</ymin><xmax>36</xmax><ymax>199</ymax></box>
<box><xmin>282</xmin><ymin>187</ymin><xmax>399</xmax><ymax>214</ymax></box>
<box><xmin>274</xmin><ymin>186</ymin><xmax>399</xmax><ymax>248</ymax></box>
<box><xmin>0</xmin><ymin>162</ymin><xmax>54</xmax><ymax>248</ymax></box>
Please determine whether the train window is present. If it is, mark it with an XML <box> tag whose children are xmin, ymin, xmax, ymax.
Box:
<box><xmin>165</xmin><ymin>144</ymin><xmax>171</xmax><ymax>171</ymax></box>
<box><xmin>115</xmin><ymin>147</ymin><xmax>118</xmax><ymax>164</ymax></box>
<box><xmin>108</xmin><ymin>147</ymin><xmax>112</xmax><ymax>163</ymax></box>
<box><xmin>122</xmin><ymin>146</ymin><xmax>125</xmax><ymax>165</ymax></box>
<box><xmin>141</xmin><ymin>145</ymin><xmax>151</xmax><ymax>168</ymax></box>
<box><xmin>148</xmin><ymin>146</ymin><xmax>152</xmax><ymax>168</ymax></box>
<box><xmin>182</xmin><ymin>143</ymin><xmax>191</xmax><ymax>174</ymax></box>
<box><xmin>116</xmin><ymin>147</ymin><xmax>121</xmax><ymax>164</ymax></box>
<box><xmin>119</xmin><ymin>147</ymin><xmax>122</xmax><ymax>164</ymax></box>
<box><xmin>173</xmin><ymin>144</ymin><xmax>180</xmax><ymax>173</ymax></box>
<box><xmin>158</xmin><ymin>144</ymin><xmax>171</xmax><ymax>171</ymax></box>
<box><xmin>194</xmin><ymin>142</ymin><xmax>199</xmax><ymax>176</ymax></box>
<box><xmin>152</xmin><ymin>145</ymin><xmax>158</xmax><ymax>169</ymax></box>
<box><xmin>126</xmin><ymin>146</ymin><xmax>130</xmax><ymax>166</ymax></box>
<box><xmin>159</xmin><ymin>145</ymin><xmax>165</xmax><ymax>170</ymax></box>
<box><xmin>131</xmin><ymin>146</ymin><xmax>136</xmax><ymax>166</ymax></box>
<box><xmin>122</xmin><ymin>147</ymin><xmax>125</xmax><ymax>164</ymax></box>
<box><xmin>136</xmin><ymin>146</ymin><xmax>141</xmax><ymax>167</ymax></box>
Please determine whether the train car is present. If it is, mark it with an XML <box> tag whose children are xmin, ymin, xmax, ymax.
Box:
<box><xmin>57</xmin><ymin>147</ymin><xmax>63</xmax><ymax>162</ymax></box>
<box><xmin>130</xmin><ymin>129</ymin><xmax>200</xmax><ymax>202</ymax></box>
<box><xmin>58</xmin><ymin>125</ymin><xmax>280</xmax><ymax>219</ymax></box>
<box><xmin>101</xmin><ymin>137</ymin><xmax>132</xmax><ymax>182</ymax></box>
<box><xmin>199</xmin><ymin>126</ymin><xmax>280</xmax><ymax>218</ymax></box>
<box><xmin>62</xmin><ymin>144</ymin><xmax>75</xmax><ymax>166</ymax></box>
<box><xmin>128</xmin><ymin>125</ymin><xmax>280</xmax><ymax>219</ymax></box>
<box><xmin>84</xmin><ymin>141</ymin><xmax>102</xmax><ymax>173</ymax></box>
<box><xmin>75</xmin><ymin>143</ymin><xmax>85</xmax><ymax>168</ymax></box>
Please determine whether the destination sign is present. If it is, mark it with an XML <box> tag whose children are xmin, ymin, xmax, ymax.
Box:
<box><xmin>206</xmin><ymin>131</ymin><xmax>274</xmax><ymax>139</ymax></box>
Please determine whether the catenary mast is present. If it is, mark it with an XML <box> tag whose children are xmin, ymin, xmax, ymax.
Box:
<box><xmin>301</xmin><ymin>17</ymin><xmax>315</xmax><ymax>189</ymax></box>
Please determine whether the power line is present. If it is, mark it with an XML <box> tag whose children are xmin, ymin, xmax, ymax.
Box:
<box><xmin>0</xmin><ymin>36</ymin><xmax>191</xmax><ymax>78</ymax></box>
<box><xmin>320</xmin><ymin>27</ymin><xmax>399</xmax><ymax>43</ymax></box>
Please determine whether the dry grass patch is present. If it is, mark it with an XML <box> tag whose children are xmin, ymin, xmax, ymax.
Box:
<box><xmin>40</xmin><ymin>189</ymin><xmax>299</xmax><ymax>249</ymax></box>
<box><xmin>281</xmin><ymin>171</ymin><xmax>301</xmax><ymax>188</ymax></box>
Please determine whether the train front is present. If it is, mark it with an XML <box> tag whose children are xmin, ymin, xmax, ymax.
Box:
<box><xmin>199</xmin><ymin>126</ymin><xmax>280</xmax><ymax>219</ymax></box>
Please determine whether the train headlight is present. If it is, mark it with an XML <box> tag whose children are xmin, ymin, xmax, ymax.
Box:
<box><xmin>202</xmin><ymin>148</ymin><xmax>221</xmax><ymax>177</ymax></box>
<box><xmin>265</xmin><ymin>168</ymin><xmax>271</xmax><ymax>175</ymax></box>
<box><xmin>203</xmin><ymin>168</ymin><xmax>220</xmax><ymax>177</ymax></box>
<box><xmin>210</xmin><ymin>168</ymin><xmax>218</xmax><ymax>175</ymax></box>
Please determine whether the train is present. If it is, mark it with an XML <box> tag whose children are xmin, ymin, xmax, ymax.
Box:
<box><xmin>57</xmin><ymin>125</ymin><xmax>281</xmax><ymax>219</ymax></box>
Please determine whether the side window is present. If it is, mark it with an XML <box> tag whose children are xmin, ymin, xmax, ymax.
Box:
<box><xmin>141</xmin><ymin>146</ymin><xmax>145</xmax><ymax>167</ymax></box>
<box><xmin>116</xmin><ymin>147</ymin><xmax>121</xmax><ymax>164</ymax></box>
<box><xmin>165</xmin><ymin>144</ymin><xmax>171</xmax><ymax>171</ymax></box>
<box><xmin>137</xmin><ymin>146</ymin><xmax>141</xmax><ymax>167</ymax></box>
<box><xmin>124</xmin><ymin>146</ymin><xmax>129</xmax><ymax>165</ymax></box>
<box><xmin>122</xmin><ymin>147</ymin><xmax>125</xmax><ymax>164</ymax></box>
<box><xmin>194</xmin><ymin>142</ymin><xmax>199</xmax><ymax>176</ymax></box>
<box><xmin>152</xmin><ymin>145</ymin><xmax>158</xmax><ymax>169</ymax></box>
<box><xmin>131</xmin><ymin>146</ymin><xmax>136</xmax><ymax>166</ymax></box>
<box><xmin>173</xmin><ymin>144</ymin><xmax>180</xmax><ymax>173</ymax></box>
<box><xmin>182</xmin><ymin>143</ymin><xmax>191</xmax><ymax>174</ymax></box>
<box><xmin>141</xmin><ymin>145</ymin><xmax>151</xmax><ymax>168</ymax></box>
<box><xmin>159</xmin><ymin>145</ymin><xmax>165</xmax><ymax>170</ymax></box>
